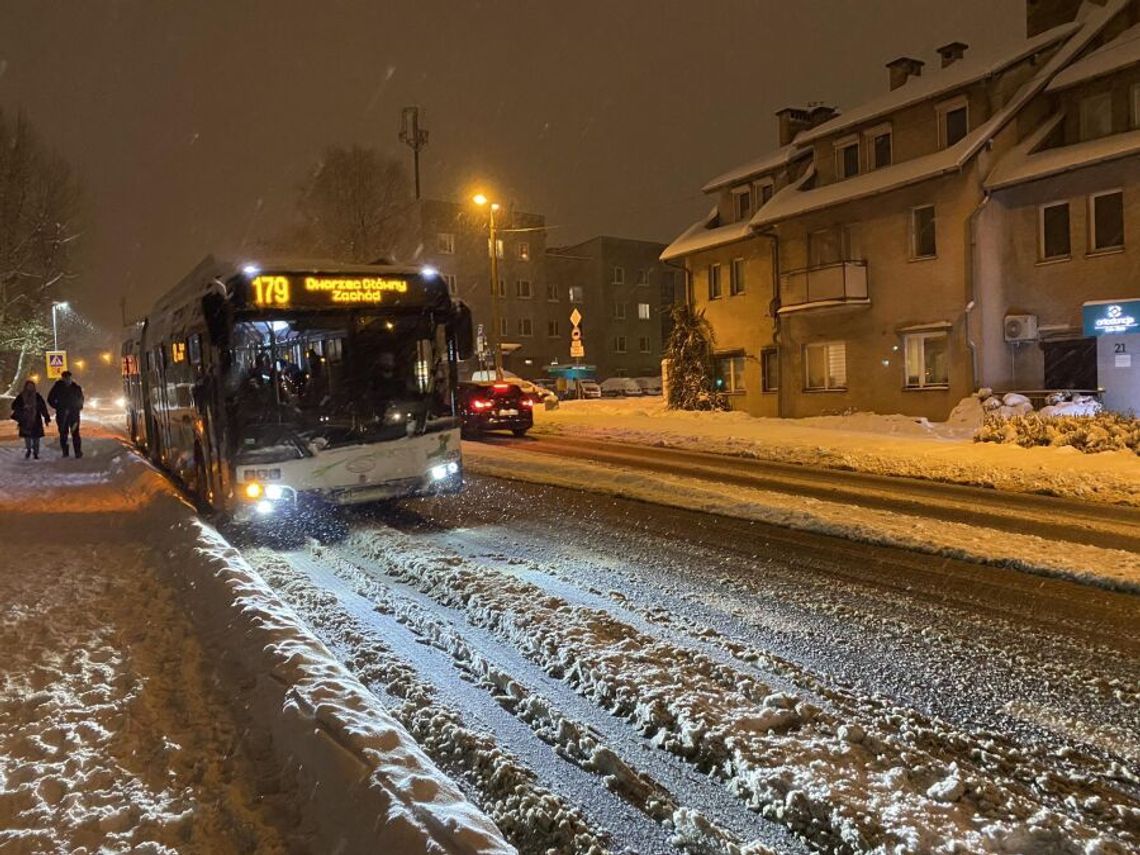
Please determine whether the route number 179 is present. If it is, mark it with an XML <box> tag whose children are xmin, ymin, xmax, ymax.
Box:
<box><xmin>252</xmin><ymin>275</ymin><xmax>291</xmax><ymax>307</ymax></box>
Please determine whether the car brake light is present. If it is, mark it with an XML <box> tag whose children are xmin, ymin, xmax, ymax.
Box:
<box><xmin>492</xmin><ymin>383</ymin><xmax>510</xmax><ymax>391</ymax></box>
<box><xmin>471</xmin><ymin>399</ymin><xmax>493</xmax><ymax>410</ymax></box>
<box><xmin>521</xmin><ymin>399</ymin><xmax>534</xmax><ymax>408</ymax></box>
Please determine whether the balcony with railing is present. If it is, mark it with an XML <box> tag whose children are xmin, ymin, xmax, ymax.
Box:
<box><xmin>778</xmin><ymin>261</ymin><xmax>869</xmax><ymax>314</ymax></box>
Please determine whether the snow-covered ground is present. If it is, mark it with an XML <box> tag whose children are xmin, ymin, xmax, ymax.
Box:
<box><xmin>0</xmin><ymin>417</ymin><xmax>512</xmax><ymax>855</ymax></box>
<box><xmin>533</xmin><ymin>399</ymin><xmax>1140</xmax><ymax>506</ymax></box>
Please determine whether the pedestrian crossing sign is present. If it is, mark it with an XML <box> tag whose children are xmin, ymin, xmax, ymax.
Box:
<box><xmin>46</xmin><ymin>350</ymin><xmax>68</xmax><ymax>380</ymax></box>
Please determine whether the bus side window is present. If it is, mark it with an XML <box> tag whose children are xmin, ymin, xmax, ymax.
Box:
<box><xmin>188</xmin><ymin>333</ymin><xmax>202</xmax><ymax>366</ymax></box>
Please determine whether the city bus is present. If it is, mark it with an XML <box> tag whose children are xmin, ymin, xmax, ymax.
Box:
<box><xmin>123</xmin><ymin>255</ymin><xmax>473</xmax><ymax>525</ymax></box>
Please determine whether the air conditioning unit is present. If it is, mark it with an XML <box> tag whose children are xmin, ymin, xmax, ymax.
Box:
<box><xmin>1004</xmin><ymin>314</ymin><xmax>1039</xmax><ymax>342</ymax></box>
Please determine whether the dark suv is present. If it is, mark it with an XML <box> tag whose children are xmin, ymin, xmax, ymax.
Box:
<box><xmin>457</xmin><ymin>381</ymin><xmax>534</xmax><ymax>437</ymax></box>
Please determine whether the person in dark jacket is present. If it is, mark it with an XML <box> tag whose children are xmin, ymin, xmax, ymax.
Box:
<box><xmin>10</xmin><ymin>379</ymin><xmax>51</xmax><ymax>459</ymax></box>
<box><xmin>47</xmin><ymin>370</ymin><xmax>84</xmax><ymax>458</ymax></box>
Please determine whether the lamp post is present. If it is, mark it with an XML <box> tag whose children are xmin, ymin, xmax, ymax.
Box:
<box><xmin>473</xmin><ymin>194</ymin><xmax>504</xmax><ymax>380</ymax></box>
<box><xmin>51</xmin><ymin>301</ymin><xmax>69</xmax><ymax>351</ymax></box>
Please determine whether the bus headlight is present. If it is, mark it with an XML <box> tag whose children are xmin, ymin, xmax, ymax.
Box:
<box><xmin>430</xmin><ymin>461</ymin><xmax>460</xmax><ymax>481</ymax></box>
<box><xmin>265</xmin><ymin>483</ymin><xmax>285</xmax><ymax>500</ymax></box>
<box><xmin>255</xmin><ymin>500</ymin><xmax>274</xmax><ymax>515</ymax></box>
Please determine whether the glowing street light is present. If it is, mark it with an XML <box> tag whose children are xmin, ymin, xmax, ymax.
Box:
<box><xmin>100</xmin><ymin>352</ymin><xmax>113</xmax><ymax>365</ymax></box>
<box><xmin>50</xmin><ymin>301</ymin><xmax>69</xmax><ymax>351</ymax></box>
<box><xmin>74</xmin><ymin>358</ymin><xmax>87</xmax><ymax>371</ymax></box>
<box><xmin>473</xmin><ymin>193</ymin><xmax>504</xmax><ymax>380</ymax></box>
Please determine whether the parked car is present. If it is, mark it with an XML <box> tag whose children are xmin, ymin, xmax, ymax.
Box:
<box><xmin>457</xmin><ymin>381</ymin><xmax>534</xmax><ymax>437</ymax></box>
<box><xmin>634</xmin><ymin>376</ymin><xmax>663</xmax><ymax>396</ymax></box>
<box><xmin>601</xmin><ymin>377</ymin><xmax>643</xmax><ymax>397</ymax></box>
<box><xmin>468</xmin><ymin>370</ymin><xmax>558</xmax><ymax>407</ymax></box>
<box><xmin>575</xmin><ymin>380</ymin><xmax>602</xmax><ymax>399</ymax></box>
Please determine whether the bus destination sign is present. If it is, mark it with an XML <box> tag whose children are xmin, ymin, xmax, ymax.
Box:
<box><xmin>250</xmin><ymin>274</ymin><xmax>410</xmax><ymax>308</ymax></box>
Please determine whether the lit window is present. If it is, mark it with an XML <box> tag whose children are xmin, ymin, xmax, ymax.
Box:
<box><xmin>804</xmin><ymin>341</ymin><xmax>847</xmax><ymax>391</ymax></box>
<box><xmin>438</xmin><ymin>232</ymin><xmax>455</xmax><ymax>254</ymax></box>
<box><xmin>904</xmin><ymin>332</ymin><xmax>949</xmax><ymax>388</ymax></box>
<box><xmin>518</xmin><ymin>241</ymin><xmax>530</xmax><ymax>261</ymax></box>
<box><xmin>761</xmin><ymin>348</ymin><xmax>778</xmax><ymax>392</ymax></box>
<box><xmin>1089</xmin><ymin>190</ymin><xmax>1124</xmax><ymax>252</ymax></box>
<box><xmin>568</xmin><ymin>286</ymin><xmax>584</xmax><ymax>302</ymax></box>
<box><xmin>516</xmin><ymin>279</ymin><xmax>532</xmax><ymax>299</ymax></box>
<box><xmin>708</xmin><ymin>263</ymin><xmax>722</xmax><ymax>299</ymax></box>
<box><xmin>613</xmin><ymin>335</ymin><xmax>627</xmax><ymax>353</ymax></box>
<box><xmin>614</xmin><ymin>302</ymin><xmax>627</xmax><ymax>320</ymax></box>
<box><xmin>730</xmin><ymin>258</ymin><xmax>745</xmax><ymax>296</ymax></box>
<box><xmin>517</xmin><ymin>317</ymin><xmax>533</xmax><ymax>337</ymax></box>
<box><xmin>733</xmin><ymin>187</ymin><xmax>752</xmax><ymax>222</ymax></box>
<box><xmin>637</xmin><ymin>302</ymin><xmax>651</xmax><ymax>320</ymax></box>
<box><xmin>716</xmin><ymin>354</ymin><xmax>746</xmax><ymax>393</ymax></box>
<box><xmin>638</xmin><ymin>336</ymin><xmax>651</xmax><ymax>353</ymax></box>
<box><xmin>1039</xmin><ymin>202</ymin><xmax>1071</xmax><ymax>260</ymax></box>
<box><xmin>171</xmin><ymin>341</ymin><xmax>186</xmax><ymax>363</ymax></box>
<box><xmin>612</xmin><ymin>265</ymin><xmax>625</xmax><ymax>284</ymax></box>
<box><xmin>911</xmin><ymin>205</ymin><xmax>936</xmax><ymax>259</ymax></box>
<box><xmin>489</xmin><ymin>238</ymin><xmax>504</xmax><ymax>258</ymax></box>
<box><xmin>1080</xmin><ymin>93</ymin><xmax>1112</xmax><ymax>141</ymax></box>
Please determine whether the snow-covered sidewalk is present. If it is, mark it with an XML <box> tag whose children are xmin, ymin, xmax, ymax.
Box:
<box><xmin>0</xmin><ymin>419</ymin><xmax>512</xmax><ymax>854</ymax></box>
<box><xmin>533</xmin><ymin>399</ymin><xmax>1140</xmax><ymax>506</ymax></box>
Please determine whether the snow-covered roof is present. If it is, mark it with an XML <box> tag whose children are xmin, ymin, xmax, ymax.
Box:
<box><xmin>700</xmin><ymin>143</ymin><xmax>809</xmax><ymax>193</ymax></box>
<box><xmin>751</xmin><ymin>0</ymin><xmax>1128</xmax><ymax>228</ymax></box>
<box><xmin>796</xmin><ymin>22</ymin><xmax>1080</xmax><ymax>146</ymax></box>
<box><xmin>1047</xmin><ymin>21</ymin><xmax>1140</xmax><ymax>91</ymax></box>
<box><xmin>987</xmin><ymin>116</ymin><xmax>1140</xmax><ymax>189</ymax></box>
<box><xmin>659</xmin><ymin>207</ymin><xmax>752</xmax><ymax>261</ymax></box>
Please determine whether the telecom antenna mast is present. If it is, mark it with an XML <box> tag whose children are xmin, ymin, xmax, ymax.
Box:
<box><xmin>399</xmin><ymin>106</ymin><xmax>429</xmax><ymax>199</ymax></box>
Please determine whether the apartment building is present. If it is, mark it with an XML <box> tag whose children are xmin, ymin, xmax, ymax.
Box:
<box><xmin>663</xmin><ymin>0</ymin><xmax>1140</xmax><ymax>419</ymax></box>
<box><xmin>546</xmin><ymin>237</ymin><xmax>676</xmax><ymax>379</ymax></box>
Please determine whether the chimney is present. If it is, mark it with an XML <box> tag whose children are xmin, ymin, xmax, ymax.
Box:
<box><xmin>886</xmin><ymin>56</ymin><xmax>925</xmax><ymax>91</ymax></box>
<box><xmin>937</xmin><ymin>41</ymin><xmax>969</xmax><ymax>68</ymax></box>
<box><xmin>775</xmin><ymin>107</ymin><xmax>812</xmax><ymax>146</ymax></box>
<box><xmin>808</xmin><ymin>104</ymin><xmax>840</xmax><ymax>126</ymax></box>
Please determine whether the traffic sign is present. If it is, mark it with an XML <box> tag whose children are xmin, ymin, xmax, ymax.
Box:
<box><xmin>570</xmin><ymin>341</ymin><xmax>585</xmax><ymax>358</ymax></box>
<box><xmin>568</xmin><ymin>308</ymin><xmax>584</xmax><ymax>360</ymax></box>
<box><xmin>45</xmin><ymin>350</ymin><xmax>68</xmax><ymax>380</ymax></box>
<box><xmin>569</xmin><ymin>308</ymin><xmax>582</xmax><ymax>327</ymax></box>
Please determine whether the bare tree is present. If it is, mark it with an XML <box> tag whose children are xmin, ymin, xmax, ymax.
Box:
<box><xmin>272</xmin><ymin>145</ymin><xmax>414</xmax><ymax>264</ymax></box>
<box><xmin>0</xmin><ymin>109</ymin><xmax>81</xmax><ymax>395</ymax></box>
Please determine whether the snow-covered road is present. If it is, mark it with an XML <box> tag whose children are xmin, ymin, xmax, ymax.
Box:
<box><xmin>243</xmin><ymin>476</ymin><xmax>1140</xmax><ymax>855</ymax></box>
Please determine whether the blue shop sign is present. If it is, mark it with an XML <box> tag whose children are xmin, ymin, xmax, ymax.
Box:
<box><xmin>1083</xmin><ymin>299</ymin><xmax>1140</xmax><ymax>336</ymax></box>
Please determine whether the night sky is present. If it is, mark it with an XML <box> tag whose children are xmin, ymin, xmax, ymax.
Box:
<box><xmin>0</xmin><ymin>0</ymin><xmax>1023</xmax><ymax>328</ymax></box>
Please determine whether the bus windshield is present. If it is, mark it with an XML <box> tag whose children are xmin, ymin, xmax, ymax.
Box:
<box><xmin>226</xmin><ymin>310</ymin><xmax>455</xmax><ymax>463</ymax></box>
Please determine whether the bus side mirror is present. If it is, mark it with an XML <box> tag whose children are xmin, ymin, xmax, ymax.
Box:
<box><xmin>202</xmin><ymin>292</ymin><xmax>229</xmax><ymax>347</ymax></box>
<box><xmin>452</xmin><ymin>302</ymin><xmax>474</xmax><ymax>360</ymax></box>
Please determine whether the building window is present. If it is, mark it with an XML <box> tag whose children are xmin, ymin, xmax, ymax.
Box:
<box><xmin>517</xmin><ymin>317</ymin><xmax>533</xmax><ymax>337</ymax></box>
<box><xmin>1132</xmin><ymin>83</ymin><xmax>1140</xmax><ymax>129</ymax></box>
<box><xmin>911</xmin><ymin>205</ymin><xmax>936</xmax><ymax>259</ymax></box>
<box><xmin>1039</xmin><ymin>202</ymin><xmax>1071</xmax><ymax>260</ymax></box>
<box><xmin>732</xmin><ymin>187</ymin><xmax>752</xmax><ymax>222</ymax></box>
<box><xmin>516</xmin><ymin>279</ymin><xmax>532</xmax><ymax>299</ymax></box>
<box><xmin>938</xmin><ymin>97</ymin><xmax>969</xmax><ymax>148</ymax></box>
<box><xmin>614</xmin><ymin>302</ymin><xmax>627</xmax><ymax>320</ymax></box>
<box><xmin>716</xmin><ymin>354</ymin><xmax>746</xmax><ymax>393</ymax></box>
<box><xmin>498</xmin><ymin>317</ymin><xmax>508</xmax><ymax>337</ymax></box>
<box><xmin>804</xmin><ymin>341</ymin><xmax>847</xmax><ymax>391</ymax></box>
<box><xmin>637</xmin><ymin>302</ymin><xmax>651</xmax><ymax>320</ymax></box>
<box><xmin>444</xmin><ymin>273</ymin><xmax>458</xmax><ymax>295</ymax></box>
<box><xmin>836</xmin><ymin>137</ymin><xmax>859</xmax><ymax>179</ymax></box>
<box><xmin>488</xmin><ymin>238</ymin><xmax>504</xmax><ymax>259</ymax></box>
<box><xmin>546</xmin><ymin>283</ymin><xmax>559</xmax><ymax>301</ymax></box>
<box><xmin>1080</xmin><ymin>92</ymin><xmax>1113</xmax><ymax>141</ymax></box>
<box><xmin>729</xmin><ymin>258</ymin><xmax>746</xmax><ymax>295</ymax></box>
<box><xmin>518</xmin><ymin>241</ymin><xmax>530</xmax><ymax>261</ymax></box>
<box><xmin>612</xmin><ymin>265</ymin><xmax>625</xmax><ymax>284</ymax></box>
<box><xmin>756</xmin><ymin>180</ymin><xmax>774</xmax><ymax>205</ymax></box>
<box><xmin>903</xmin><ymin>332</ymin><xmax>949</xmax><ymax>388</ymax></box>
<box><xmin>809</xmin><ymin>227</ymin><xmax>843</xmax><ymax>267</ymax></box>
<box><xmin>496</xmin><ymin>278</ymin><xmax>506</xmax><ymax>297</ymax></box>
<box><xmin>568</xmin><ymin>285</ymin><xmax>584</xmax><ymax>302</ymax></box>
<box><xmin>613</xmin><ymin>335</ymin><xmax>627</xmax><ymax>353</ymax></box>
<box><xmin>547</xmin><ymin>320</ymin><xmax>560</xmax><ymax>337</ymax></box>
<box><xmin>638</xmin><ymin>336</ymin><xmax>651</xmax><ymax>353</ymax></box>
<box><xmin>438</xmin><ymin>232</ymin><xmax>455</xmax><ymax>254</ymax></box>
<box><xmin>636</xmin><ymin>268</ymin><xmax>649</xmax><ymax>285</ymax></box>
<box><xmin>871</xmin><ymin>130</ymin><xmax>892</xmax><ymax>169</ymax></box>
<box><xmin>1089</xmin><ymin>190</ymin><xmax>1124</xmax><ymax>252</ymax></box>
<box><xmin>761</xmin><ymin>348</ymin><xmax>779</xmax><ymax>392</ymax></box>
<box><xmin>708</xmin><ymin>263</ymin><xmax>722</xmax><ymax>299</ymax></box>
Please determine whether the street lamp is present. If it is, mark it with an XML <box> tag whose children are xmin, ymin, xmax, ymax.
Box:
<box><xmin>473</xmin><ymin>193</ymin><xmax>504</xmax><ymax>380</ymax></box>
<box><xmin>51</xmin><ymin>301</ymin><xmax>69</xmax><ymax>351</ymax></box>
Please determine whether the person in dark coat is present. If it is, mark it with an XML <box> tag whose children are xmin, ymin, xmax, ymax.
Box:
<box><xmin>47</xmin><ymin>370</ymin><xmax>84</xmax><ymax>458</ymax></box>
<box><xmin>10</xmin><ymin>379</ymin><xmax>51</xmax><ymax>459</ymax></box>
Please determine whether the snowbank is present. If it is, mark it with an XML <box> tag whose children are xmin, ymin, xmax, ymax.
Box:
<box><xmin>0</xmin><ymin>424</ymin><xmax>513</xmax><ymax>855</ymax></box>
<box><xmin>532</xmin><ymin>398</ymin><xmax>1140</xmax><ymax>506</ymax></box>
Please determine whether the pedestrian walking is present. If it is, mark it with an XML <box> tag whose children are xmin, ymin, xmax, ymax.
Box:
<box><xmin>47</xmin><ymin>370</ymin><xmax>84</xmax><ymax>458</ymax></box>
<box><xmin>10</xmin><ymin>380</ymin><xmax>51</xmax><ymax>459</ymax></box>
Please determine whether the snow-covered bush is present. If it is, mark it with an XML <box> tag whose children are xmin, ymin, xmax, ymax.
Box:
<box><xmin>974</xmin><ymin>411</ymin><xmax>1140</xmax><ymax>454</ymax></box>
